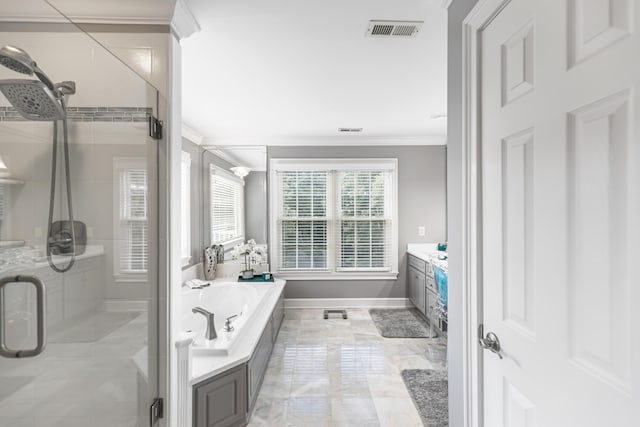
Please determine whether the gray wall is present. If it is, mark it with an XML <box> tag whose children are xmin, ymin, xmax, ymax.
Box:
<box><xmin>181</xmin><ymin>138</ymin><xmax>205</xmax><ymax>266</ymax></box>
<box><xmin>267</xmin><ymin>145</ymin><xmax>447</xmax><ymax>299</ymax></box>
<box><xmin>447</xmin><ymin>1</ymin><xmax>478</xmax><ymax>426</ymax></box>
<box><xmin>182</xmin><ymin>139</ymin><xmax>268</xmax><ymax>264</ymax></box>
<box><xmin>181</xmin><ymin>138</ymin><xmax>237</xmax><ymax>266</ymax></box>
<box><xmin>244</xmin><ymin>171</ymin><xmax>268</xmax><ymax>244</ymax></box>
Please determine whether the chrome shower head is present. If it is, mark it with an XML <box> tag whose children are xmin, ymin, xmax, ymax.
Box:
<box><xmin>0</xmin><ymin>79</ymin><xmax>66</xmax><ymax>121</ymax></box>
<box><xmin>0</xmin><ymin>45</ymin><xmax>55</xmax><ymax>91</ymax></box>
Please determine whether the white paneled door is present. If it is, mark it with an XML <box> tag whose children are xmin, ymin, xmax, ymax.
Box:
<box><xmin>478</xmin><ymin>0</ymin><xmax>639</xmax><ymax>425</ymax></box>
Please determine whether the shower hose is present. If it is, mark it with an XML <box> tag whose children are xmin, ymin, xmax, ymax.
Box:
<box><xmin>46</xmin><ymin>118</ymin><xmax>76</xmax><ymax>273</ymax></box>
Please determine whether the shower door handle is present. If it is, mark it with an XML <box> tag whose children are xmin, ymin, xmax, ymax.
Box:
<box><xmin>0</xmin><ymin>275</ymin><xmax>47</xmax><ymax>358</ymax></box>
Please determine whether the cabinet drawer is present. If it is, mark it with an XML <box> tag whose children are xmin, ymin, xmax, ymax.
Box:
<box><xmin>408</xmin><ymin>255</ymin><xmax>426</xmax><ymax>273</ymax></box>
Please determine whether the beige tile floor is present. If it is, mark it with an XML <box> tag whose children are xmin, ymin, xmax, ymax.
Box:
<box><xmin>248</xmin><ymin>308</ymin><xmax>448</xmax><ymax>427</ymax></box>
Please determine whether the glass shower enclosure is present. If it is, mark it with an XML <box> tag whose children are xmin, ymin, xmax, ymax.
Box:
<box><xmin>0</xmin><ymin>4</ymin><xmax>163</xmax><ymax>426</ymax></box>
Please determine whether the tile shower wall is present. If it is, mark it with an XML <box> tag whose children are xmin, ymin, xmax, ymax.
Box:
<box><xmin>0</xmin><ymin>29</ymin><xmax>157</xmax><ymax>302</ymax></box>
<box><xmin>0</xmin><ymin>106</ymin><xmax>152</xmax><ymax>122</ymax></box>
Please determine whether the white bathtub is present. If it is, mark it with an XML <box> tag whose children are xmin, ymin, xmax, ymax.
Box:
<box><xmin>181</xmin><ymin>281</ymin><xmax>271</xmax><ymax>355</ymax></box>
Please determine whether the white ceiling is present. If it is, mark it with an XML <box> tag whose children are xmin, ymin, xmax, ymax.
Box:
<box><xmin>181</xmin><ymin>0</ymin><xmax>448</xmax><ymax>146</ymax></box>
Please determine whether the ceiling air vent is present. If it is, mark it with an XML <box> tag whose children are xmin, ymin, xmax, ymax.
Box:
<box><xmin>366</xmin><ymin>20</ymin><xmax>423</xmax><ymax>38</ymax></box>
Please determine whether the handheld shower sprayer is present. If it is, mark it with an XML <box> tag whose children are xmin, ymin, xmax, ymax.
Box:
<box><xmin>0</xmin><ymin>45</ymin><xmax>77</xmax><ymax>273</ymax></box>
<box><xmin>0</xmin><ymin>45</ymin><xmax>56</xmax><ymax>91</ymax></box>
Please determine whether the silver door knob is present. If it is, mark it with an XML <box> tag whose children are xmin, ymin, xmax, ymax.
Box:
<box><xmin>479</xmin><ymin>331</ymin><xmax>503</xmax><ymax>359</ymax></box>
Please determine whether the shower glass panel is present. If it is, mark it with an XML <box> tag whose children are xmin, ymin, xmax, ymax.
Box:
<box><xmin>0</xmin><ymin>4</ymin><xmax>161</xmax><ymax>426</ymax></box>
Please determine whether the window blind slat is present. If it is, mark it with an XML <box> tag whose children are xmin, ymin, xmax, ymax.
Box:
<box><xmin>118</xmin><ymin>166</ymin><xmax>148</xmax><ymax>273</ymax></box>
<box><xmin>210</xmin><ymin>167</ymin><xmax>244</xmax><ymax>244</ymax></box>
<box><xmin>275</xmin><ymin>168</ymin><xmax>393</xmax><ymax>274</ymax></box>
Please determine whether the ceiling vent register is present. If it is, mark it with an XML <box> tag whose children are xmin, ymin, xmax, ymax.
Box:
<box><xmin>366</xmin><ymin>20</ymin><xmax>423</xmax><ymax>38</ymax></box>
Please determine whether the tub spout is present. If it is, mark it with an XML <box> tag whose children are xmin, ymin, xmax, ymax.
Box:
<box><xmin>192</xmin><ymin>307</ymin><xmax>217</xmax><ymax>340</ymax></box>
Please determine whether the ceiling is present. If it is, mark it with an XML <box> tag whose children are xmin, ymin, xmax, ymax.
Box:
<box><xmin>181</xmin><ymin>0</ymin><xmax>448</xmax><ymax>146</ymax></box>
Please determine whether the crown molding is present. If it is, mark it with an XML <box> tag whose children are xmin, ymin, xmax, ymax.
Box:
<box><xmin>181</xmin><ymin>123</ymin><xmax>205</xmax><ymax>145</ymax></box>
<box><xmin>442</xmin><ymin>0</ymin><xmax>454</xmax><ymax>9</ymax></box>
<box><xmin>201</xmin><ymin>134</ymin><xmax>447</xmax><ymax>147</ymax></box>
<box><xmin>171</xmin><ymin>0</ymin><xmax>201</xmax><ymax>40</ymax></box>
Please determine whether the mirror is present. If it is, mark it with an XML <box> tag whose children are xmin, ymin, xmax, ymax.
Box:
<box><xmin>180</xmin><ymin>139</ymin><xmax>267</xmax><ymax>270</ymax></box>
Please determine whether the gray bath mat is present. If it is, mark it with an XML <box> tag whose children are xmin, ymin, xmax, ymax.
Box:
<box><xmin>369</xmin><ymin>308</ymin><xmax>436</xmax><ymax>338</ymax></box>
<box><xmin>401</xmin><ymin>369</ymin><xmax>448</xmax><ymax>427</ymax></box>
<box><xmin>49</xmin><ymin>311</ymin><xmax>140</xmax><ymax>343</ymax></box>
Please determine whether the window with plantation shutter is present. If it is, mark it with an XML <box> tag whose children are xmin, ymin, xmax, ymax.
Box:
<box><xmin>113</xmin><ymin>158</ymin><xmax>148</xmax><ymax>280</ymax></box>
<box><xmin>210</xmin><ymin>165</ymin><xmax>244</xmax><ymax>245</ymax></box>
<box><xmin>337</xmin><ymin>170</ymin><xmax>392</xmax><ymax>271</ymax></box>
<box><xmin>278</xmin><ymin>171</ymin><xmax>328</xmax><ymax>271</ymax></box>
<box><xmin>270</xmin><ymin>158</ymin><xmax>398</xmax><ymax>280</ymax></box>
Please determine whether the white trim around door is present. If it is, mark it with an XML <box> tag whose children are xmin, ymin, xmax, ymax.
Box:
<box><xmin>461</xmin><ymin>1</ymin><xmax>513</xmax><ymax>426</ymax></box>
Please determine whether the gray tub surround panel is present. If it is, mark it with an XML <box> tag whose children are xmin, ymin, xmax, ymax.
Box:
<box><xmin>182</xmin><ymin>281</ymin><xmax>286</xmax><ymax>427</ymax></box>
<box><xmin>267</xmin><ymin>145</ymin><xmax>447</xmax><ymax>300</ymax></box>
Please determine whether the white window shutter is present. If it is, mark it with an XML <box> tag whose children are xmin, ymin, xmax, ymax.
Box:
<box><xmin>118</xmin><ymin>165</ymin><xmax>148</xmax><ymax>273</ymax></box>
<box><xmin>277</xmin><ymin>171</ymin><xmax>329</xmax><ymax>271</ymax></box>
<box><xmin>210</xmin><ymin>166</ymin><xmax>244</xmax><ymax>244</ymax></box>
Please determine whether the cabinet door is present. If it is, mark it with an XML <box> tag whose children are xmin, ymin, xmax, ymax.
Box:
<box><xmin>426</xmin><ymin>289</ymin><xmax>438</xmax><ymax>324</ymax></box>
<box><xmin>416</xmin><ymin>270</ymin><xmax>426</xmax><ymax>315</ymax></box>
<box><xmin>194</xmin><ymin>364</ymin><xmax>247</xmax><ymax>427</ymax></box>
<box><xmin>409</xmin><ymin>266</ymin><xmax>426</xmax><ymax>314</ymax></box>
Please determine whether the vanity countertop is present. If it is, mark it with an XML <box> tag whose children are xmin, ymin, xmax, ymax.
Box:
<box><xmin>407</xmin><ymin>243</ymin><xmax>448</xmax><ymax>273</ymax></box>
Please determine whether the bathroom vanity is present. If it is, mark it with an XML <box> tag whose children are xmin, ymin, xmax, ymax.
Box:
<box><xmin>407</xmin><ymin>244</ymin><xmax>447</xmax><ymax>333</ymax></box>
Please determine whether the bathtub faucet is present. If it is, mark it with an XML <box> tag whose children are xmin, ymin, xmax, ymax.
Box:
<box><xmin>192</xmin><ymin>307</ymin><xmax>217</xmax><ymax>340</ymax></box>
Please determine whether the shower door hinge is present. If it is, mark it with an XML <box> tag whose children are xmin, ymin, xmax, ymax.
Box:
<box><xmin>150</xmin><ymin>397</ymin><xmax>164</xmax><ymax>426</ymax></box>
<box><xmin>148</xmin><ymin>115</ymin><xmax>163</xmax><ymax>140</ymax></box>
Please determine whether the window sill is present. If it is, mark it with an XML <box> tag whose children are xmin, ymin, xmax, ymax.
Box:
<box><xmin>274</xmin><ymin>272</ymin><xmax>399</xmax><ymax>281</ymax></box>
<box><xmin>114</xmin><ymin>273</ymin><xmax>148</xmax><ymax>283</ymax></box>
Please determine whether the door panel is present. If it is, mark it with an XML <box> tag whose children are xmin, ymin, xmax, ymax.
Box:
<box><xmin>0</xmin><ymin>9</ymin><xmax>161</xmax><ymax>426</ymax></box>
<box><xmin>480</xmin><ymin>0</ymin><xmax>639</xmax><ymax>425</ymax></box>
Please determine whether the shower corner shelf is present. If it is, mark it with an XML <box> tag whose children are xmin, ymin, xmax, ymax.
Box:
<box><xmin>0</xmin><ymin>178</ymin><xmax>24</xmax><ymax>185</ymax></box>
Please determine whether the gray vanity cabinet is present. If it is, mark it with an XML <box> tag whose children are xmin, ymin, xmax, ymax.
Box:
<box><xmin>193</xmin><ymin>364</ymin><xmax>247</xmax><ymax>427</ymax></box>
<box><xmin>408</xmin><ymin>254</ymin><xmax>427</xmax><ymax>315</ymax></box>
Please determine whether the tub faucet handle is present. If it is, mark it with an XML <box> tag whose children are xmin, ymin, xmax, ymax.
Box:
<box><xmin>224</xmin><ymin>314</ymin><xmax>238</xmax><ymax>332</ymax></box>
<box><xmin>192</xmin><ymin>307</ymin><xmax>217</xmax><ymax>340</ymax></box>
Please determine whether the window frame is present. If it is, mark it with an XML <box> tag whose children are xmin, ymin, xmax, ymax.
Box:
<box><xmin>269</xmin><ymin>158</ymin><xmax>399</xmax><ymax>280</ymax></box>
<box><xmin>209</xmin><ymin>164</ymin><xmax>245</xmax><ymax>248</ymax></box>
<box><xmin>113</xmin><ymin>157</ymin><xmax>148</xmax><ymax>283</ymax></box>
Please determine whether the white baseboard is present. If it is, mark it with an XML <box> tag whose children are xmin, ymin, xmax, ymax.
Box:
<box><xmin>102</xmin><ymin>299</ymin><xmax>149</xmax><ymax>312</ymax></box>
<box><xmin>284</xmin><ymin>297</ymin><xmax>412</xmax><ymax>309</ymax></box>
